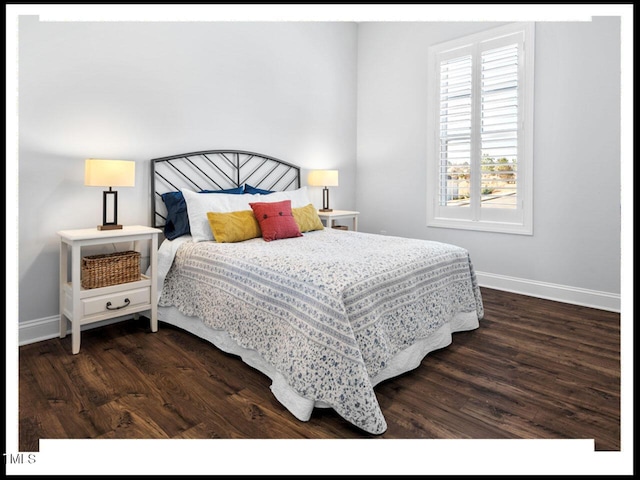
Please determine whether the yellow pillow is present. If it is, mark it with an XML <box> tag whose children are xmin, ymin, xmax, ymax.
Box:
<box><xmin>207</xmin><ymin>210</ymin><xmax>262</xmax><ymax>243</ymax></box>
<box><xmin>292</xmin><ymin>203</ymin><xmax>325</xmax><ymax>233</ymax></box>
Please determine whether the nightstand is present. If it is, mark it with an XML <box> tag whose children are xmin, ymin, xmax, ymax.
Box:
<box><xmin>57</xmin><ymin>225</ymin><xmax>162</xmax><ymax>354</ymax></box>
<box><xmin>317</xmin><ymin>209</ymin><xmax>360</xmax><ymax>231</ymax></box>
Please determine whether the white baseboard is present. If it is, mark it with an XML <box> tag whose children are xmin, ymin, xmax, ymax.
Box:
<box><xmin>18</xmin><ymin>314</ymin><xmax>137</xmax><ymax>347</ymax></box>
<box><xmin>17</xmin><ymin>274</ymin><xmax>620</xmax><ymax>347</ymax></box>
<box><xmin>475</xmin><ymin>271</ymin><xmax>620</xmax><ymax>313</ymax></box>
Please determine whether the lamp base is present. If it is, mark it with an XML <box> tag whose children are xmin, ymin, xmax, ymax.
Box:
<box><xmin>321</xmin><ymin>187</ymin><xmax>333</xmax><ymax>212</ymax></box>
<box><xmin>98</xmin><ymin>224</ymin><xmax>123</xmax><ymax>230</ymax></box>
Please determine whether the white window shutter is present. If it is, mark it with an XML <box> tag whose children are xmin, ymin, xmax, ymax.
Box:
<box><xmin>427</xmin><ymin>22</ymin><xmax>534</xmax><ymax>235</ymax></box>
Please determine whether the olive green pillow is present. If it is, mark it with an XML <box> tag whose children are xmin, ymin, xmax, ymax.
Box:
<box><xmin>292</xmin><ymin>203</ymin><xmax>325</xmax><ymax>233</ymax></box>
<box><xmin>206</xmin><ymin>210</ymin><xmax>262</xmax><ymax>243</ymax></box>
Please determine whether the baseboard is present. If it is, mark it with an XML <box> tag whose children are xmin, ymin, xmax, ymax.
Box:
<box><xmin>17</xmin><ymin>274</ymin><xmax>620</xmax><ymax>347</ymax></box>
<box><xmin>18</xmin><ymin>314</ymin><xmax>137</xmax><ymax>347</ymax></box>
<box><xmin>475</xmin><ymin>271</ymin><xmax>620</xmax><ymax>313</ymax></box>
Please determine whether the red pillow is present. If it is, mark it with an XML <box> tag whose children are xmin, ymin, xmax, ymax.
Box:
<box><xmin>249</xmin><ymin>200</ymin><xmax>303</xmax><ymax>242</ymax></box>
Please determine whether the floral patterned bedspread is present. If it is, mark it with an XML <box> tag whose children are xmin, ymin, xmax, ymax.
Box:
<box><xmin>159</xmin><ymin>228</ymin><xmax>484</xmax><ymax>434</ymax></box>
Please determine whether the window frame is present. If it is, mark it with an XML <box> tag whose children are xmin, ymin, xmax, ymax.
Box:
<box><xmin>426</xmin><ymin>22</ymin><xmax>535</xmax><ymax>235</ymax></box>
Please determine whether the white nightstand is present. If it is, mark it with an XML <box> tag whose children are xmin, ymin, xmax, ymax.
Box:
<box><xmin>57</xmin><ymin>225</ymin><xmax>162</xmax><ymax>354</ymax></box>
<box><xmin>317</xmin><ymin>210</ymin><xmax>360</xmax><ymax>231</ymax></box>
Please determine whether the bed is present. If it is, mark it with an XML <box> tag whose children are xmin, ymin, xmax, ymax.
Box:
<box><xmin>151</xmin><ymin>150</ymin><xmax>484</xmax><ymax>435</ymax></box>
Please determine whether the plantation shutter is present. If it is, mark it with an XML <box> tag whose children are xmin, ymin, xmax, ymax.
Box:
<box><xmin>435</xmin><ymin>30</ymin><xmax>525</xmax><ymax>218</ymax></box>
<box><xmin>480</xmin><ymin>42</ymin><xmax>519</xmax><ymax>209</ymax></box>
<box><xmin>438</xmin><ymin>54</ymin><xmax>473</xmax><ymax>209</ymax></box>
<box><xmin>428</xmin><ymin>23</ymin><xmax>533</xmax><ymax>234</ymax></box>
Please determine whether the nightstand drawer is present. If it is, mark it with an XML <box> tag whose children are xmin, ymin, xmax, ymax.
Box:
<box><xmin>82</xmin><ymin>287</ymin><xmax>151</xmax><ymax>316</ymax></box>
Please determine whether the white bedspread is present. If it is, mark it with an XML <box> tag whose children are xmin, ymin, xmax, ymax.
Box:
<box><xmin>158</xmin><ymin>228</ymin><xmax>483</xmax><ymax>434</ymax></box>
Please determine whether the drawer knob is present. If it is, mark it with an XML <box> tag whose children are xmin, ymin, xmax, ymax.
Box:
<box><xmin>106</xmin><ymin>298</ymin><xmax>130</xmax><ymax>310</ymax></box>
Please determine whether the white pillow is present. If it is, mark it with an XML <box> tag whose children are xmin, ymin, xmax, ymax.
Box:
<box><xmin>182</xmin><ymin>189</ymin><xmax>261</xmax><ymax>242</ymax></box>
<box><xmin>260</xmin><ymin>186</ymin><xmax>311</xmax><ymax>208</ymax></box>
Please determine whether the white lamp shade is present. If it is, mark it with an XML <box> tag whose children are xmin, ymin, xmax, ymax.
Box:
<box><xmin>308</xmin><ymin>170</ymin><xmax>339</xmax><ymax>187</ymax></box>
<box><xmin>84</xmin><ymin>159</ymin><xmax>136</xmax><ymax>187</ymax></box>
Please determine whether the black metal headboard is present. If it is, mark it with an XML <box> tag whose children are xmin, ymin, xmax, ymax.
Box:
<box><xmin>151</xmin><ymin>149</ymin><xmax>301</xmax><ymax>229</ymax></box>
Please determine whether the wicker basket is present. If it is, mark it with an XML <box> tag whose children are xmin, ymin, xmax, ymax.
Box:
<box><xmin>81</xmin><ymin>250</ymin><xmax>141</xmax><ymax>289</ymax></box>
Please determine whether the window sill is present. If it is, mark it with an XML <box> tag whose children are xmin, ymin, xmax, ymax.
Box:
<box><xmin>427</xmin><ymin>218</ymin><xmax>533</xmax><ymax>235</ymax></box>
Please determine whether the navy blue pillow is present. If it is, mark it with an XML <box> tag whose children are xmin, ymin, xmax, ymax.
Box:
<box><xmin>201</xmin><ymin>186</ymin><xmax>244</xmax><ymax>195</ymax></box>
<box><xmin>244</xmin><ymin>183</ymin><xmax>274</xmax><ymax>195</ymax></box>
<box><xmin>161</xmin><ymin>186</ymin><xmax>244</xmax><ymax>240</ymax></box>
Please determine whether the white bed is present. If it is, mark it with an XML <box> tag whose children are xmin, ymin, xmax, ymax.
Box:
<box><xmin>150</xmin><ymin>150</ymin><xmax>484</xmax><ymax>434</ymax></box>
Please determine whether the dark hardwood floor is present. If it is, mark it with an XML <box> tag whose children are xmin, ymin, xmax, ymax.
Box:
<box><xmin>18</xmin><ymin>288</ymin><xmax>621</xmax><ymax>454</ymax></box>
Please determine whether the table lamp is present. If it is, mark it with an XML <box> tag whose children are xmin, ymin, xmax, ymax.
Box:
<box><xmin>84</xmin><ymin>159</ymin><xmax>135</xmax><ymax>230</ymax></box>
<box><xmin>308</xmin><ymin>170</ymin><xmax>339</xmax><ymax>212</ymax></box>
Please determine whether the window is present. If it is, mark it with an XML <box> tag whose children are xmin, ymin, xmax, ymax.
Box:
<box><xmin>427</xmin><ymin>23</ymin><xmax>534</xmax><ymax>234</ymax></box>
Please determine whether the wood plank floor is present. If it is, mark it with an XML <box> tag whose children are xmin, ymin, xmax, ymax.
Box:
<box><xmin>18</xmin><ymin>288</ymin><xmax>620</xmax><ymax>453</ymax></box>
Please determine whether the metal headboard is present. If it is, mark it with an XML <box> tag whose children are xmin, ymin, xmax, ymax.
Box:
<box><xmin>151</xmin><ymin>149</ymin><xmax>301</xmax><ymax>229</ymax></box>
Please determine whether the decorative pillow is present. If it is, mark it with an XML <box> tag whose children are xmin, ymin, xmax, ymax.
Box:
<box><xmin>249</xmin><ymin>200</ymin><xmax>302</xmax><ymax>242</ymax></box>
<box><xmin>244</xmin><ymin>184</ymin><xmax>274</xmax><ymax>195</ymax></box>
<box><xmin>292</xmin><ymin>203</ymin><xmax>324</xmax><ymax>233</ymax></box>
<box><xmin>183</xmin><ymin>188</ymin><xmax>261</xmax><ymax>242</ymax></box>
<box><xmin>207</xmin><ymin>210</ymin><xmax>261</xmax><ymax>243</ymax></box>
<box><xmin>161</xmin><ymin>191</ymin><xmax>191</xmax><ymax>240</ymax></box>
<box><xmin>161</xmin><ymin>187</ymin><xmax>244</xmax><ymax>240</ymax></box>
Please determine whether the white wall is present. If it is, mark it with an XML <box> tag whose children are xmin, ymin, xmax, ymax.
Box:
<box><xmin>356</xmin><ymin>18</ymin><xmax>621</xmax><ymax>300</ymax></box>
<box><xmin>18</xmin><ymin>17</ymin><xmax>358</xmax><ymax>323</ymax></box>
